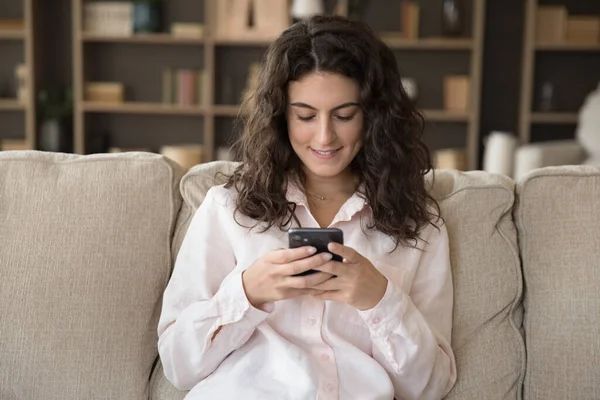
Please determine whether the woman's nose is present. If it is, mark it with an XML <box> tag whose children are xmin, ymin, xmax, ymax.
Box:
<box><xmin>315</xmin><ymin>118</ymin><xmax>336</xmax><ymax>145</ymax></box>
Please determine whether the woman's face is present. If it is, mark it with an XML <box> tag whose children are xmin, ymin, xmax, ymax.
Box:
<box><xmin>286</xmin><ymin>72</ymin><xmax>364</xmax><ymax>180</ymax></box>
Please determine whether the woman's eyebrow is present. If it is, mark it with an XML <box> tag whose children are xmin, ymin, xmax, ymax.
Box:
<box><xmin>289</xmin><ymin>102</ymin><xmax>360</xmax><ymax>111</ymax></box>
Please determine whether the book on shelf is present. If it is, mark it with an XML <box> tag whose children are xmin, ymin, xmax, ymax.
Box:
<box><xmin>162</xmin><ymin>68</ymin><xmax>209</xmax><ymax>107</ymax></box>
<box><xmin>84</xmin><ymin>2</ymin><xmax>133</xmax><ymax>36</ymax></box>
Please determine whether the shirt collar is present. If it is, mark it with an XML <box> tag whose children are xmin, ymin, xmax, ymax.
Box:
<box><xmin>285</xmin><ymin>179</ymin><xmax>369</xmax><ymax>225</ymax></box>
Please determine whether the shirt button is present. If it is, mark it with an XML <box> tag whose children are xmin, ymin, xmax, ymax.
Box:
<box><xmin>325</xmin><ymin>383</ymin><xmax>335</xmax><ymax>392</ymax></box>
<box><xmin>308</xmin><ymin>316</ymin><xmax>316</xmax><ymax>325</ymax></box>
<box><xmin>372</xmin><ymin>317</ymin><xmax>381</xmax><ymax>324</ymax></box>
<box><xmin>321</xmin><ymin>353</ymin><xmax>330</xmax><ymax>361</ymax></box>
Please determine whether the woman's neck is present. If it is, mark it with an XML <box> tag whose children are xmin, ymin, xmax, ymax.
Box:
<box><xmin>302</xmin><ymin>168</ymin><xmax>357</xmax><ymax>201</ymax></box>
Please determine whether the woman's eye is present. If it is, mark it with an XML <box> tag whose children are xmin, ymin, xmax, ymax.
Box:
<box><xmin>335</xmin><ymin>115</ymin><xmax>354</xmax><ymax>121</ymax></box>
<box><xmin>297</xmin><ymin>115</ymin><xmax>315</xmax><ymax>121</ymax></box>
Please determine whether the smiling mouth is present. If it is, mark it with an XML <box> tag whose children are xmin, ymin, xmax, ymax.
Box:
<box><xmin>310</xmin><ymin>148</ymin><xmax>341</xmax><ymax>156</ymax></box>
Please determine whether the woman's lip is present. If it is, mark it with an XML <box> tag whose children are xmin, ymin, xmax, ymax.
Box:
<box><xmin>310</xmin><ymin>147</ymin><xmax>341</xmax><ymax>159</ymax></box>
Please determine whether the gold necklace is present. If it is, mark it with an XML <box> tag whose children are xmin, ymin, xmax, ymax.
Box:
<box><xmin>306</xmin><ymin>192</ymin><xmax>326</xmax><ymax>201</ymax></box>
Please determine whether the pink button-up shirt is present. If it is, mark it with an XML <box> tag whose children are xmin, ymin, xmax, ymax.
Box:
<box><xmin>158</xmin><ymin>183</ymin><xmax>456</xmax><ymax>400</ymax></box>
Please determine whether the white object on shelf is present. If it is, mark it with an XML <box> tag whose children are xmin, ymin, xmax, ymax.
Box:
<box><xmin>401</xmin><ymin>77</ymin><xmax>418</xmax><ymax>101</ymax></box>
<box><xmin>14</xmin><ymin>64</ymin><xmax>27</xmax><ymax>103</ymax></box>
<box><xmin>84</xmin><ymin>2</ymin><xmax>133</xmax><ymax>36</ymax></box>
<box><xmin>576</xmin><ymin>81</ymin><xmax>600</xmax><ymax>163</ymax></box>
<box><xmin>483</xmin><ymin>131</ymin><xmax>518</xmax><ymax>177</ymax></box>
<box><xmin>291</xmin><ymin>0</ymin><xmax>325</xmax><ymax>20</ymax></box>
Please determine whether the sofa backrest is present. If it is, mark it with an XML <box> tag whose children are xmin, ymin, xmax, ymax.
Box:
<box><xmin>0</xmin><ymin>151</ymin><xmax>184</xmax><ymax>400</ymax></box>
<box><xmin>430</xmin><ymin>169</ymin><xmax>524</xmax><ymax>400</ymax></box>
<box><xmin>151</xmin><ymin>162</ymin><xmax>525</xmax><ymax>400</ymax></box>
<box><xmin>515</xmin><ymin>166</ymin><xmax>600</xmax><ymax>400</ymax></box>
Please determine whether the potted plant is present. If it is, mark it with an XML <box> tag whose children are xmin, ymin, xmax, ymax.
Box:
<box><xmin>133</xmin><ymin>0</ymin><xmax>162</xmax><ymax>33</ymax></box>
<box><xmin>37</xmin><ymin>87</ymin><xmax>73</xmax><ymax>153</ymax></box>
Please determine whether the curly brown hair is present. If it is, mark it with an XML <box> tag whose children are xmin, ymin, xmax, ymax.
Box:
<box><xmin>225</xmin><ymin>15</ymin><xmax>440</xmax><ymax>248</ymax></box>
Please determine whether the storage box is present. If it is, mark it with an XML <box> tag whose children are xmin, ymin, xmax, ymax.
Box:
<box><xmin>566</xmin><ymin>16</ymin><xmax>600</xmax><ymax>44</ymax></box>
<box><xmin>536</xmin><ymin>6</ymin><xmax>567</xmax><ymax>43</ymax></box>
<box><xmin>1</xmin><ymin>139</ymin><xmax>30</xmax><ymax>151</ymax></box>
<box><xmin>433</xmin><ymin>148</ymin><xmax>467</xmax><ymax>170</ymax></box>
<box><xmin>160</xmin><ymin>145</ymin><xmax>204</xmax><ymax>170</ymax></box>
<box><xmin>401</xmin><ymin>1</ymin><xmax>420</xmax><ymax>40</ymax></box>
<box><xmin>215</xmin><ymin>0</ymin><xmax>288</xmax><ymax>41</ymax></box>
<box><xmin>171</xmin><ymin>23</ymin><xmax>205</xmax><ymax>38</ymax></box>
<box><xmin>444</xmin><ymin>75</ymin><xmax>470</xmax><ymax>112</ymax></box>
<box><xmin>85</xmin><ymin>82</ymin><xmax>124</xmax><ymax>103</ymax></box>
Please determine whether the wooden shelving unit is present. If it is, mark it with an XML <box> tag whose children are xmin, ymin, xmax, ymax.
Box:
<box><xmin>82</xmin><ymin>32</ymin><xmax>205</xmax><ymax>45</ymax></box>
<box><xmin>72</xmin><ymin>0</ymin><xmax>486</xmax><ymax>168</ymax></box>
<box><xmin>519</xmin><ymin>0</ymin><xmax>600</xmax><ymax>143</ymax></box>
<box><xmin>530</xmin><ymin>112</ymin><xmax>579</xmax><ymax>124</ymax></box>
<box><xmin>380</xmin><ymin>36</ymin><xmax>474</xmax><ymax>51</ymax></box>
<box><xmin>0</xmin><ymin>98</ymin><xmax>27</xmax><ymax>110</ymax></box>
<box><xmin>82</xmin><ymin>101</ymin><xmax>208</xmax><ymax>116</ymax></box>
<box><xmin>0</xmin><ymin>0</ymin><xmax>36</xmax><ymax>150</ymax></box>
<box><xmin>0</xmin><ymin>28</ymin><xmax>26</xmax><ymax>40</ymax></box>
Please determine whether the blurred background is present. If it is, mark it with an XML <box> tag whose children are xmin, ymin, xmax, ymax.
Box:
<box><xmin>0</xmin><ymin>0</ymin><xmax>599</xmax><ymax>178</ymax></box>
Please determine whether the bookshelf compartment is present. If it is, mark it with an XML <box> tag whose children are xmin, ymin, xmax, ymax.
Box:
<box><xmin>84</xmin><ymin>113</ymin><xmax>204</xmax><ymax>154</ymax></box>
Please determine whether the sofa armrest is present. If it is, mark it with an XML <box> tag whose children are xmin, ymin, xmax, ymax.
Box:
<box><xmin>149</xmin><ymin>358</ymin><xmax>188</xmax><ymax>400</ymax></box>
<box><xmin>514</xmin><ymin>140</ymin><xmax>586</xmax><ymax>180</ymax></box>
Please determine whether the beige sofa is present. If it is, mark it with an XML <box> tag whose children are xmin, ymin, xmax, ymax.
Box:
<box><xmin>1</xmin><ymin>151</ymin><xmax>599</xmax><ymax>400</ymax></box>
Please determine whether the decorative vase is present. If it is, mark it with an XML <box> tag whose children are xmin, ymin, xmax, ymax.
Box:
<box><xmin>291</xmin><ymin>0</ymin><xmax>325</xmax><ymax>21</ymax></box>
<box><xmin>39</xmin><ymin>119</ymin><xmax>71</xmax><ymax>153</ymax></box>
<box><xmin>133</xmin><ymin>2</ymin><xmax>161</xmax><ymax>33</ymax></box>
<box><xmin>442</xmin><ymin>0</ymin><xmax>465</xmax><ymax>36</ymax></box>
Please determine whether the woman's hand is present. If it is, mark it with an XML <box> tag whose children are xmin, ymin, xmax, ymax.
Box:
<box><xmin>242</xmin><ymin>247</ymin><xmax>335</xmax><ymax>310</ymax></box>
<box><xmin>311</xmin><ymin>243</ymin><xmax>388</xmax><ymax>311</ymax></box>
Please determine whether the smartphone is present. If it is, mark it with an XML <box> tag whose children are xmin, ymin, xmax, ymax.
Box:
<box><xmin>288</xmin><ymin>228</ymin><xmax>344</xmax><ymax>276</ymax></box>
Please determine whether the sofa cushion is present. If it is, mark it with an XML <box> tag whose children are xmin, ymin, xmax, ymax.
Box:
<box><xmin>431</xmin><ymin>170</ymin><xmax>524</xmax><ymax>400</ymax></box>
<box><xmin>515</xmin><ymin>166</ymin><xmax>600</xmax><ymax>400</ymax></box>
<box><xmin>0</xmin><ymin>151</ymin><xmax>183</xmax><ymax>400</ymax></box>
<box><xmin>152</xmin><ymin>163</ymin><xmax>525</xmax><ymax>400</ymax></box>
<box><xmin>151</xmin><ymin>161</ymin><xmax>236</xmax><ymax>400</ymax></box>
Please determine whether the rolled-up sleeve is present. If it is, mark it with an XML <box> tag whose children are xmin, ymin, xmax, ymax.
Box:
<box><xmin>157</xmin><ymin>188</ymin><xmax>271</xmax><ymax>391</ymax></box>
<box><xmin>358</xmin><ymin>223</ymin><xmax>456</xmax><ymax>400</ymax></box>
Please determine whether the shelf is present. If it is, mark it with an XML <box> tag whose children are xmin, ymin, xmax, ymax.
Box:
<box><xmin>0</xmin><ymin>29</ymin><xmax>25</xmax><ymax>40</ymax></box>
<box><xmin>422</xmin><ymin>109</ymin><xmax>470</xmax><ymax>122</ymax></box>
<box><xmin>213</xmin><ymin>105</ymin><xmax>469</xmax><ymax>122</ymax></box>
<box><xmin>0</xmin><ymin>99</ymin><xmax>26</xmax><ymax>111</ymax></box>
<box><xmin>536</xmin><ymin>42</ymin><xmax>600</xmax><ymax>52</ymax></box>
<box><xmin>530</xmin><ymin>112</ymin><xmax>578</xmax><ymax>124</ymax></box>
<box><xmin>82</xmin><ymin>101</ymin><xmax>208</xmax><ymax>115</ymax></box>
<box><xmin>214</xmin><ymin>38</ymin><xmax>273</xmax><ymax>46</ymax></box>
<box><xmin>213</xmin><ymin>105</ymin><xmax>240</xmax><ymax>116</ymax></box>
<box><xmin>380</xmin><ymin>35</ymin><xmax>473</xmax><ymax>50</ymax></box>
<box><xmin>82</xmin><ymin>33</ymin><xmax>205</xmax><ymax>45</ymax></box>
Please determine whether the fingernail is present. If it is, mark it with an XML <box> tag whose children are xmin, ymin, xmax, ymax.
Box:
<box><xmin>322</xmin><ymin>253</ymin><xmax>332</xmax><ymax>261</ymax></box>
<box><xmin>307</xmin><ymin>247</ymin><xmax>317</xmax><ymax>254</ymax></box>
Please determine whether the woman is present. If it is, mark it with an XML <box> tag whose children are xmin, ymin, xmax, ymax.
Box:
<box><xmin>158</xmin><ymin>16</ymin><xmax>456</xmax><ymax>400</ymax></box>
